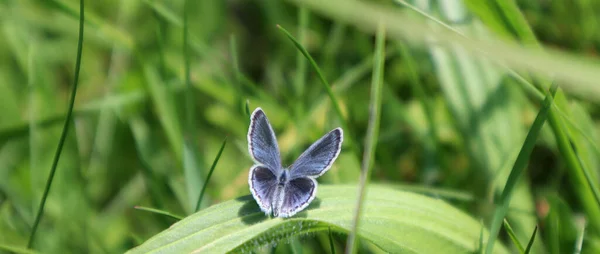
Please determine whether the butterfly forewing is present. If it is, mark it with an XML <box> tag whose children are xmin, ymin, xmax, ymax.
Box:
<box><xmin>278</xmin><ymin>177</ymin><xmax>317</xmax><ymax>217</ymax></box>
<box><xmin>248</xmin><ymin>108</ymin><xmax>282</xmax><ymax>172</ymax></box>
<box><xmin>289</xmin><ymin>128</ymin><xmax>343</xmax><ymax>179</ymax></box>
<box><xmin>248</xmin><ymin>165</ymin><xmax>278</xmax><ymax>214</ymax></box>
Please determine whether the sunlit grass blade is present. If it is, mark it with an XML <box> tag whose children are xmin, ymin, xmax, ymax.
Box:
<box><xmin>27</xmin><ymin>0</ymin><xmax>84</xmax><ymax>248</ymax></box>
<box><xmin>523</xmin><ymin>225</ymin><xmax>538</xmax><ymax>254</ymax></box>
<box><xmin>276</xmin><ymin>25</ymin><xmax>356</xmax><ymax>153</ymax></box>
<box><xmin>488</xmin><ymin>0</ymin><xmax>539</xmax><ymax>46</ymax></box>
<box><xmin>0</xmin><ymin>243</ymin><xmax>39</xmax><ymax>254</ymax></box>
<box><xmin>503</xmin><ymin>219</ymin><xmax>524</xmax><ymax>253</ymax></box>
<box><xmin>485</xmin><ymin>83</ymin><xmax>558</xmax><ymax>254</ymax></box>
<box><xmin>134</xmin><ymin>206</ymin><xmax>183</xmax><ymax>220</ymax></box>
<box><xmin>573</xmin><ymin>217</ymin><xmax>585</xmax><ymax>254</ymax></box>
<box><xmin>195</xmin><ymin>137</ymin><xmax>228</xmax><ymax>211</ymax></box>
<box><xmin>345</xmin><ymin>22</ymin><xmax>385</xmax><ymax>254</ymax></box>
<box><xmin>127</xmin><ymin>185</ymin><xmax>509</xmax><ymax>253</ymax></box>
<box><xmin>328</xmin><ymin>227</ymin><xmax>335</xmax><ymax>254</ymax></box>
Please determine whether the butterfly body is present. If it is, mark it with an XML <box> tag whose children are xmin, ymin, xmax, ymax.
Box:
<box><xmin>247</xmin><ymin>108</ymin><xmax>343</xmax><ymax>218</ymax></box>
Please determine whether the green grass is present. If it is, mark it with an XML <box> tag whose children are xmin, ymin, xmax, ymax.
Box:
<box><xmin>1</xmin><ymin>0</ymin><xmax>600</xmax><ymax>253</ymax></box>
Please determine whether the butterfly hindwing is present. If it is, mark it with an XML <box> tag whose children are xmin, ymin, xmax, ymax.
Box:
<box><xmin>289</xmin><ymin>128</ymin><xmax>343</xmax><ymax>179</ymax></box>
<box><xmin>278</xmin><ymin>177</ymin><xmax>317</xmax><ymax>217</ymax></box>
<box><xmin>248</xmin><ymin>165</ymin><xmax>278</xmax><ymax>214</ymax></box>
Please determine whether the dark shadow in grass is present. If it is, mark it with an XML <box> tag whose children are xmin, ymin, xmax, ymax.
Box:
<box><xmin>237</xmin><ymin>195</ymin><xmax>268</xmax><ymax>225</ymax></box>
<box><xmin>284</xmin><ymin>197</ymin><xmax>322</xmax><ymax>219</ymax></box>
<box><xmin>237</xmin><ymin>195</ymin><xmax>323</xmax><ymax>223</ymax></box>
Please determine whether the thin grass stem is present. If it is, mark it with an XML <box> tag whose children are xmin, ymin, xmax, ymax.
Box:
<box><xmin>345</xmin><ymin>22</ymin><xmax>386</xmax><ymax>254</ymax></box>
<box><xmin>134</xmin><ymin>206</ymin><xmax>183</xmax><ymax>220</ymax></box>
<box><xmin>485</xmin><ymin>83</ymin><xmax>558</xmax><ymax>254</ymax></box>
<box><xmin>195</xmin><ymin>137</ymin><xmax>228</xmax><ymax>211</ymax></box>
<box><xmin>27</xmin><ymin>0</ymin><xmax>84</xmax><ymax>248</ymax></box>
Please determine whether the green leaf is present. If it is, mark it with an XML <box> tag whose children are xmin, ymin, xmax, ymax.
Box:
<box><xmin>127</xmin><ymin>185</ymin><xmax>509</xmax><ymax>253</ymax></box>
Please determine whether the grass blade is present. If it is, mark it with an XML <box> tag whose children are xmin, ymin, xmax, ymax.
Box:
<box><xmin>485</xmin><ymin>83</ymin><xmax>558</xmax><ymax>254</ymax></box>
<box><xmin>128</xmin><ymin>185</ymin><xmax>509</xmax><ymax>253</ymax></box>
<box><xmin>573</xmin><ymin>217</ymin><xmax>585</xmax><ymax>254</ymax></box>
<box><xmin>0</xmin><ymin>243</ymin><xmax>39</xmax><ymax>254</ymax></box>
<box><xmin>328</xmin><ymin>227</ymin><xmax>335</xmax><ymax>254</ymax></box>
<box><xmin>134</xmin><ymin>206</ymin><xmax>183</xmax><ymax>220</ymax></box>
<box><xmin>523</xmin><ymin>225</ymin><xmax>538</xmax><ymax>254</ymax></box>
<box><xmin>575</xmin><ymin>148</ymin><xmax>600</xmax><ymax>208</ymax></box>
<box><xmin>195</xmin><ymin>137</ymin><xmax>228</xmax><ymax>211</ymax></box>
<box><xmin>183</xmin><ymin>0</ymin><xmax>193</xmax><ymax>137</ymax></box>
<box><xmin>345</xmin><ymin>22</ymin><xmax>386</xmax><ymax>254</ymax></box>
<box><xmin>503</xmin><ymin>219</ymin><xmax>525</xmax><ymax>253</ymax></box>
<box><xmin>27</xmin><ymin>0</ymin><xmax>84</xmax><ymax>248</ymax></box>
<box><xmin>294</xmin><ymin>7</ymin><xmax>309</xmax><ymax>99</ymax></box>
<box><xmin>181</xmin><ymin>0</ymin><xmax>203</xmax><ymax>213</ymax></box>
<box><xmin>276</xmin><ymin>25</ymin><xmax>356</xmax><ymax>154</ymax></box>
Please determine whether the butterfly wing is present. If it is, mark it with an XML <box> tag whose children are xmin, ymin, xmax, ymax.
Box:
<box><xmin>248</xmin><ymin>165</ymin><xmax>279</xmax><ymax>215</ymax></box>
<box><xmin>247</xmin><ymin>108</ymin><xmax>282</xmax><ymax>172</ymax></box>
<box><xmin>289</xmin><ymin>128</ymin><xmax>343</xmax><ymax>179</ymax></box>
<box><xmin>277</xmin><ymin>177</ymin><xmax>317</xmax><ymax>217</ymax></box>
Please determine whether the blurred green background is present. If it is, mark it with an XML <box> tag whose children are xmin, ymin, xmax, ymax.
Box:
<box><xmin>2</xmin><ymin>0</ymin><xmax>600</xmax><ymax>253</ymax></box>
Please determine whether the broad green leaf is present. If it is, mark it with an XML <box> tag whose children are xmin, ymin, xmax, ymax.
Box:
<box><xmin>128</xmin><ymin>185</ymin><xmax>509</xmax><ymax>253</ymax></box>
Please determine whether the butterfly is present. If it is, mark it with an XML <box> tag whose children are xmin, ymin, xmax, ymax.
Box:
<box><xmin>247</xmin><ymin>107</ymin><xmax>343</xmax><ymax>218</ymax></box>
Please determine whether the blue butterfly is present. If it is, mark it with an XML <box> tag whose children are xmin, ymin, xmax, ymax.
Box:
<box><xmin>247</xmin><ymin>107</ymin><xmax>343</xmax><ymax>218</ymax></box>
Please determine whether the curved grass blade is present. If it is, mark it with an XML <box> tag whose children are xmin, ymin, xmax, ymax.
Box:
<box><xmin>574</xmin><ymin>147</ymin><xmax>600</xmax><ymax>209</ymax></box>
<box><xmin>127</xmin><ymin>185</ymin><xmax>509</xmax><ymax>254</ymax></box>
<box><xmin>328</xmin><ymin>227</ymin><xmax>335</xmax><ymax>254</ymax></box>
<box><xmin>523</xmin><ymin>226</ymin><xmax>538</xmax><ymax>254</ymax></box>
<box><xmin>0</xmin><ymin>243</ymin><xmax>39</xmax><ymax>254</ymax></box>
<box><xmin>573</xmin><ymin>217</ymin><xmax>585</xmax><ymax>254</ymax></box>
<box><xmin>134</xmin><ymin>206</ymin><xmax>184</xmax><ymax>220</ymax></box>
<box><xmin>503</xmin><ymin>219</ymin><xmax>524</xmax><ymax>253</ymax></box>
<box><xmin>485</xmin><ymin>83</ymin><xmax>558</xmax><ymax>254</ymax></box>
<box><xmin>195</xmin><ymin>137</ymin><xmax>228</xmax><ymax>211</ymax></box>
<box><xmin>27</xmin><ymin>0</ymin><xmax>84</xmax><ymax>248</ymax></box>
<box><xmin>276</xmin><ymin>25</ymin><xmax>357</xmax><ymax>154</ymax></box>
<box><xmin>345</xmin><ymin>22</ymin><xmax>386</xmax><ymax>254</ymax></box>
